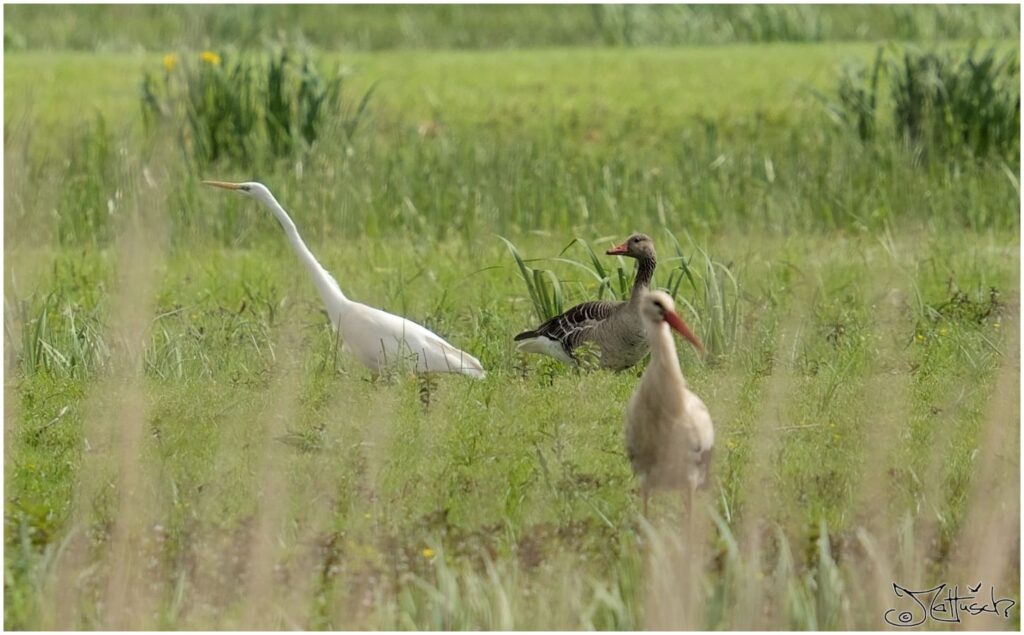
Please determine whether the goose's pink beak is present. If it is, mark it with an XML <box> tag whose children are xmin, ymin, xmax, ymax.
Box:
<box><xmin>664</xmin><ymin>310</ymin><xmax>705</xmax><ymax>354</ymax></box>
<box><xmin>606</xmin><ymin>241</ymin><xmax>629</xmax><ymax>255</ymax></box>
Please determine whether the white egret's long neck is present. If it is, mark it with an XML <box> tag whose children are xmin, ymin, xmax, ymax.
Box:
<box><xmin>258</xmin><ymin>191</ymin><xmax>352</xmax><ymax>317</ymax></box>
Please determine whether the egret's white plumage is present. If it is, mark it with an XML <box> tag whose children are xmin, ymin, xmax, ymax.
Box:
<box><xmin>203</xmin><ymin>180</ymin><xmax>485</xmax><ymax>379</ymax></box>
<box><xmin>624</xmin><ymin>290</ymin><xmax>712</xmax><ymax>515</ymax></box>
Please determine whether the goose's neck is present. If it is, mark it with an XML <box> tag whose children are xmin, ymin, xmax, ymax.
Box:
<box><xmin>629</xmin><ymin>255</ymin><xmax>657</xmax><ymax>302</ymax></box>
<box><xmin>259</xmin><ymin>192</ymin><xmax>352</xmax><ymax>317</ymax></box>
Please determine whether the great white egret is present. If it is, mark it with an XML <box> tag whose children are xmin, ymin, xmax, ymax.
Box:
<box><xmin>624</xmin><ymin>290</ymin><xmax>711</xmax><ymax>516</ymax></box>
<box><xmin>513</xmin><ymin>233</ymin><xmax>657</xmax><ymax>370</ymax></box>
<box><xmin>202</xmin><ymin>180</ymin><xmax>485</xmax><ymax>379</ymax></box>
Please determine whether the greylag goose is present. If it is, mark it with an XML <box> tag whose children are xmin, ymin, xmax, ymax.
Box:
<box><xmin>625</xmin><ymin>290</ymin><xmax>712</xmax><ymax>516</ymax></box>
<box><xmin>514</xmin><ymin>233</ymin><xmax>657</xmax><ymax>370</ymax></box>
<box><xmin>203</xmin><ymin>180</ymin><xmax>485</xmax><ymax>378</ymax></box>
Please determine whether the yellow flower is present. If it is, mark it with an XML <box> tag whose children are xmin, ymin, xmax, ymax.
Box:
<box><xmin>915</xmin><ymin>333</ymin><xmax>925</xmax><ymax>342</ymax></box>
<box><xmin>422</xmin><ymin>547</ymin><xmax>435</xmax><ymax>559</ymax></box>
<box><xmin>162</xmin><ymin>53</ymin><xmax>178</xmax><ymax>72</ymax></box>
<box><xmin>200</xmin><ymin>51</ymin><xmax>221</xmax><ymax>66</ymax></box>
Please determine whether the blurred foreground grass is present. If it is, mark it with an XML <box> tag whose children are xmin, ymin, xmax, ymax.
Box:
<box><xmin>4</xmin><ymin>35</ymin><xmax>1020</xmax><ymax>629</ymax></box>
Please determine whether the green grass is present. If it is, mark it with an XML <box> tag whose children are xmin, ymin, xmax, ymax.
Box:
<box><xmin>5</xmin><ymin>43</ymin><xmax>858</xmax><ymax>141</ymax></box>
<box><xmin>7</xmin><ymin>230</ymin><xmax>1015</xmax><ymax>629</ymax></box>
<box><xmin>4</xmin><ymin>33</ymin><xmax>1020</xmax><ymax>630</ymax></box>
<box><xmin>9</xmin><ymin>41</ymin><xmax>1018</xmax><ymax>141</ymax></box>
<box><xmin>4</xmin><ymin>5</ymin><xmax>1019</xmax><ymax>52</ymax></box>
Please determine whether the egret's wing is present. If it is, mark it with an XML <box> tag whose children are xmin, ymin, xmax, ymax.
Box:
<box><xmin>403</xmin><ymin>319</ymin><xmax>485</xmax><ymax>377</ymax></box>
<box><xmin>347</xmin><ymin>304</ymin><xmax>484</xmax><ymax>377</ymax></box>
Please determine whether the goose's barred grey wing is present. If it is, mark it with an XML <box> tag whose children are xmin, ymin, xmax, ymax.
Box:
<box><xmin>515</xmin><ymin>300</ymin><xmax>619</xmax><ymax>353</ymax></box>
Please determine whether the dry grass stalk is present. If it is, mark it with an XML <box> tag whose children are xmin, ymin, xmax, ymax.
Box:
<box><xmin>238</xmin><ymin>327</ymin><xmax>305</xmax><ymax>628</ymax></box>
<box><xmin>49</xmin><ymin>167</ymin><xmax>169</xmax><ymax>629</ymax></box>
<box><xmin>949</xmin><ymin>299</ymin><xmax>1019</xmax><ymax>631</ymax></box>
<box><xmin>731</xmin><ymin>294</ymin><xmax>807</xmax><ymax>628</ymax></box>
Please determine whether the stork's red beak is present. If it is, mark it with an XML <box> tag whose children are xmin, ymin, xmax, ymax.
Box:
<box><xmin>606</xmin><ymin>241</ymin><xmax>629</xmax><ymax>255</ymax></box>
<box><xmin>664</xmin><ymin>310</ymin><xmax>705</xmax><ymax>354</ymax></box>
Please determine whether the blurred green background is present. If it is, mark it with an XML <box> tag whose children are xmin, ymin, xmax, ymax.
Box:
<box><xmin>4</xmin><ymin>4</ymin><xmax>1020</xmax><ymax>50</ymax></box>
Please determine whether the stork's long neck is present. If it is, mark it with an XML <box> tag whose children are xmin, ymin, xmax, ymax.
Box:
<box><xmin>647</xmin><ymin>320</ymin><xmax>685</xmax><ymax>386</ymax></box>
<box><xmin>260</xmin><ymin>192</ymin><xmax>352</xmax><ymax>318</ymax></box>
<box><xmin>629</xmin><ymin>254</ymin><xmax>657</xmax><ymax>303</ymax></box>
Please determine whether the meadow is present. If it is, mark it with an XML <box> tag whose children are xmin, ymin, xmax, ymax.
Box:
<box><xmin>3</xmin><ymin>7</ymin><xmax>1021</xmax><ymax>630</ymax></box>
<box><xmin>4</xmin><ymin>4</ymin><xmax>1019</xmax><ymax>51</ymax></box>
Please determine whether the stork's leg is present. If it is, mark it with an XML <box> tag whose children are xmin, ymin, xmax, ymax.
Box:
<box><xmin>681</xmin><ymin>486</ymin><xmax>694</xmax><ymax>537</ymax></box>
<box><xmin>642</xmin><ymin>487</ymin><xmax>649</xmax><ymax>518</ymax></box>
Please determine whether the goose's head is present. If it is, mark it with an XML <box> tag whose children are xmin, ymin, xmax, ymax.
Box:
<box><xmin>606</xmin><ymin>233</ymin><xmax>656</xmax><ymax>261</ymax></box>
<box><xmin>640</xmin><ymin>290</ymin><xmax>704</xmax><ymax>354</ymax></box>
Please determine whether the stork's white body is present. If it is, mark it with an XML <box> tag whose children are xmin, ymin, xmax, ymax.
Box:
<box><xmin>206</xmin><ymin>181</ymin><xmax>485</xmax><ymax>379</ymax></box>
<box><xmin>625</xmin><ymin>291</ymin><xmax>713</xmax><ymax>514</ymax></box>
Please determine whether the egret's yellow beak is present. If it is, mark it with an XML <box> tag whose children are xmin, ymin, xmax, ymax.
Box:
<box><xmin>201</xmin><ymin>180</ymin><xmax>243</xmax><ymax>190</ymax></box>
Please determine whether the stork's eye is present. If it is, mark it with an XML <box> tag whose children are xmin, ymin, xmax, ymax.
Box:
<box><xmin>653</xmin><ymin>300</ymin><xmax>664</xmax><ymax>310</ymax></box>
